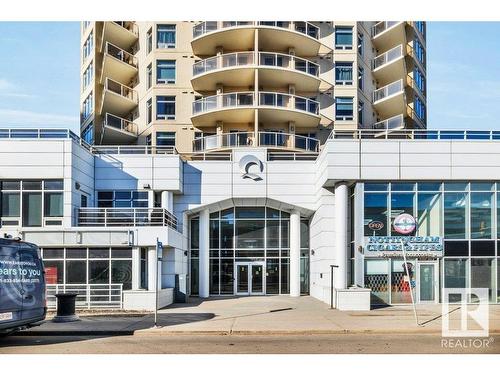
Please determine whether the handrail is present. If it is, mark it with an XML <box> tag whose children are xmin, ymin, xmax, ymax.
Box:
<box><xmin>78</xmin><ymin>207</ymin><xmax>179</xmax><ymax>231</ymax></box>
<box><xmin>104</xmin><ymin>41</ymin><xmax>137</xmax><ymax>68</ymax></box>
<box><xmin>373</xmin><ymin>44</ymin><xmax>403</xmax><ymax>70</ymax></box>
<box><xmin>373</xmin><ymin>79</ymin><xmax>404</xmax><ymax>103</ymax></box>
<box><xmin>46</xmin><ymin>283</ymin><xmax>123</xmax><ymax>310</ymax></box>
<box><xmin>104</xmin><ymin>77</ymin><xmax>137</xmax><ymax>102</ymax></box>
<box><xmin>192</xmin><ymin>51</ymin><xmax>319</xmax><ymax>77</ymax></box>
<box><xmin>193</xmin><ymin>131</ymin><xmax>319</xmax><ymax>153</ymax></box>
<box><xmin>90</xmin><ymin>145</ymin><xmax>176</xmax><ymax>155</ymax></box>
<box><xmin>328</xmin><ymin>129</ymin><xmax>500</xmax><ymax>140</ymax></box>
<box><xmin>372</xmin><ymin>21</ymin><xmax>403</xmax><ymax>38</ymax></box>
<box><xmin>104</xmin><ymin>113</ymin><xmax>138</xmax><ymax>135</ymax></box>
<box><xmin>193</xmin><ymin>21</ymin><xmax>320</xmax><ymax>39</ymax></box>
<box><xmin>0</xmin><ymin>128</ymin><xmax>80</xmax><ymax>140</ymax></box>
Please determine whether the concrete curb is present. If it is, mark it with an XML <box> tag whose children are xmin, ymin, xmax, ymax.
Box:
<box><xmin>13</xmin><ymin>330</ymin><xmax>135</xmax><ymax>337</ymax></box>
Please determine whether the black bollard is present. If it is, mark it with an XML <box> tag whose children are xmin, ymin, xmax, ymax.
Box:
<box><xmin>52</xmin><ymin>293</ymin><xmax>80</xmax><ymax>323</ymax></box>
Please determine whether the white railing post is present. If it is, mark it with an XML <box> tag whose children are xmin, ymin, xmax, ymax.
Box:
<box><xmin>87</xmin><ymin>284</ymin><xmax>91</xmax><ymax>309</ymax></box>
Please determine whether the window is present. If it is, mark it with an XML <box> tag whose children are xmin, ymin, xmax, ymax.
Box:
<box><xmin>156</xmin><ymin>132</ymin><xmax>176</xmax><ymax>147</ymax></box>
<box><xmin>82</xmin><ymin>92</ymin><xmax>93</xmax><ymax>120</ymax></box>
<box><xmin>83</xmin><ymin>21</ymin><xmax>91</xmax><ymax>30</ymax></box>
<box><xmin>335</xmin><ymin>97</ymin><xmax>354</xmax><ymax>120</ymax></box>
<box><xmin>157</xmin><ymin>60</ymin><xmax>176</xmax><ymax>84</ymax></box>
<box><xmin>335</xmin><ymin>26</ymin><xmax>353</xmax><ymax>49</ymax></box>
<box><xmin>81</xmin><ymin>122</ymin><xmax>93</xmax><ymax>144</ymax></box>
<box><xmin>357</xmin><ymin>32</ymin><xmax>364</xmax><ymax>56</ymax></box>
<box><xmin>413</xmin><ymin>67</ymin><xmax>425</xmax><ymax>94</ymax></box>
<box><xmin>414</xmin><ymin>97</ymin><xmax>426</xmax><ymax>121</ymax></box>
<box><xmin>358</xmin><ymin>66</ymin><xmax>364</xmax><ymax>91</ymax></box>
<box><xmin>364</xmin><ymin>193</ymin><xmax>388</xmax><ymax>236</ymax></box>
<box><xmin>157</xmin><ymin>24</ymin><xmax>176</xmax><ymax>48</ymax></box>
<box><xmin>97</xmin><ymin>191</ymin><xmax>148</xmax><ymax>208</ymax></box>
<box><xmin>146</xmin><ymin>98</ymin><xmax>152</xmax><ymax>124</ymax></box>
<box><xmin>358</xmin><ymin>100</ymin><xmax>364</xmax><ymax>126</ymax></box>
<box><xmin>417</xmin><ymin>192</ymin><xmax>442</xmax><ymax>236</ymax></box>
<box><xmin>146</xmin><ymin>28</ymin><xmax>152</xmax><ymax>54</ymax></box>
<box><xmin>82</xmin><ymin>32</ymin><xmax>93</xmax><ymax>61</ymax></box>
<box><xmin>413</xmin><ymin>39</ymin><xmax>425</xmax><ymax>65</ymax></box>
<box><xmin>414</xmin><ymin>21</ymin><xmax>425</xmax><ymax>37</ymax></box>
<box><xmin>156</xmin><ymin>96</ymin><xmax>175</xmax><ymax>120</ymax></box>
<box><xmin>471</xmin><ymin>192</ymin><xmax>493</xmax><ymax>239</ymax></box>
<box><xmin>146</xmin><ymin>64</ymin><xmax>152</xmax><ymax>89</ymax></box>
<box><xmin>444</xmin><ymin>192</ymin><xmax>467</xmax><ymax>239</ymax></box>
<box><xmin>335</xmin><ymin>62</ymin><xmax>353</xmax><ymax>85</ymax></box>
<box><xmin>82</xmin><ymin>62</ymin><xmax>93</xmax><ymax>90</ymax></box>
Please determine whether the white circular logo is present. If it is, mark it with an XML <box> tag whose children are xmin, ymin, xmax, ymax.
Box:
<box><xmin>393</xmin><ymin>213</ymin><xmax>416</xmax><ymax>235</ymax></box>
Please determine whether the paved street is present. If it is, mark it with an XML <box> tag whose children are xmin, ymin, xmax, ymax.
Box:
<box><xmin>1</xmin><ymin>333</ymin><xmax>498</xmax><ymax>354</ymax></box>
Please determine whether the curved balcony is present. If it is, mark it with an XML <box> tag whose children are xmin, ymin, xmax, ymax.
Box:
<box><xmin>193</xmin><ymin>131</ymin><xmax>319</xmax><ymax>153</ymax></box>
<box><xmin>372</xmin><ymin>44</ymin><xmax>405</xmax><ymax>86</ymax></box>
<box><xmin>191</xmin><ymin>91</ymin><xmax>320</xmax><ymax>127</ymax></box>
<box><xmin>101</xmin><ymin>21</ymin><xmax>138</xmax><ymax>50</ymax></box>
<box><xmin>372</xmin><ymin>79</ymin><xmax>405</xmax><ymax>118</ymax></box>
<box><xmin>100</xmin><ymin>78</ymin><xmax>138</xmax><ymax>117</ymax></box>
<box><xmin>101</xmin><ymin>113</ymin><xmax>138</xmax><ymax>144</ymax></box>
<box><xmin>371</xmin><ymin>21</ymin><xmax>406</xmax><ymax>50</ymax></box>
<box><xmin>192</xmin><ymin>21</ymin><xmax>328</xmax><ymax>56</ymax></box>
<box><xmin>101</xmin><ymin>42</ymin><xmax>138</xmax><ymax>84</ymax></box>
<box><xmin>192</xmin><ymin>52</ymin><xmax>320</xmax><ymax>91</ymax></box>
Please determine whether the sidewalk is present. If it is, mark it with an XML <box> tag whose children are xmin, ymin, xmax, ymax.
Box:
<box><xmin>18</xmin><ymin>296</ymin><xmax>500</xmax><ymax>336</ymax></box>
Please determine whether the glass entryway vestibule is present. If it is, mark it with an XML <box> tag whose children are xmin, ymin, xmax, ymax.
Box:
<box><xmin>235</xmin><ymin>262</ymin><xmax>265</xmax><ymax>295</ymax></box>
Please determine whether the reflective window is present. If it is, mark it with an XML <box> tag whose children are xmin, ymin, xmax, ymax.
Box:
<box><xmin>335</xmin><ymin>26</ymin><xmax>353</xmax><ymax>49</ymax></box>
<box><xmin>390</xmin><ymin>193</ymin><xmax>415</xmax><ymax>236</ymax></box>
<box><xmin>364</xmin><ymin>193</ymin><xmax>388</xmax><ymax>236</ymax></box>
<box><xmin>470</xmin><ymin>192</ymin><xmax>493</xmax><ymax>239</ymax></box>
<box><xmin>471</xmin><ymin>258</ymin><xmax>495</xmax><ymax>302</ymax></box>
<box><xmin>417</xmin><ymin>192</ymin><xmax>441</xmax><ymax>236</ymax></box>
<box><xmin>157</xmin><ymin>24</ymin><xmax>176</xmax><ymax>48</ymax></box>
<box><xmin>157</xmin><ymin>60</ymin><xmax>176</xmax><ymax>84</ymax></box>
<box><xmin>444</xmin><ymin>193</ymin><xmax>467</xmax><ymax>239</ymax></box>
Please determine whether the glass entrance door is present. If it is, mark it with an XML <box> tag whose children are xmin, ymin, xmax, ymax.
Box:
<box><xmin>418</xmin><ymin>262</ymin><xmax>438</xmax><ymax>303</ymax></box>
<box><xmin>235</xmin><ymin>262</ymin><xmax>265</xmax><ymax>295</ymax></box>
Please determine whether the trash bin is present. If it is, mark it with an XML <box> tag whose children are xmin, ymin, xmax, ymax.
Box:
<box><xmin>52</xmin><ymin>293</ymin><xmax>80</xmax><ymax>323</ymax></box>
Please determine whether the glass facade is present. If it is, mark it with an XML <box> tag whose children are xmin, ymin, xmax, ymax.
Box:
<box><xmin>189</xmin><ymin>207</ymin><xmax>309</xmax><ymax>296</ymax></box>
<box><xmin>362</xmin><ymin>182</ymin><xmax>499</xmax><ymax>304</ymax></box>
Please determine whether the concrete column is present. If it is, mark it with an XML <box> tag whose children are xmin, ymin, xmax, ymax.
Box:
<box><xmin>147</xmin><ymin>190</ymin><xmax>155</xmax><ymax>207</ymax></box>
<box><xmin>334</xmin><ymin>182</ymin><xmax>349</xmax><ymax>289</ymax></box>
<box><xmin>132</xmin><ymin>247</ymin><xmax>141</xmax><ymax>290</ymax></box>
<box><xmin>198</xmin><ymin>209</ymin><xmax>210</xmax><ymax>298</ymax></box>
<box><xmin>289</xmin><ymin>209</ymin><xmax>301</xmax><ymax>297</ymax></box>
<box><xmin>161</xmin><ymin>190</ymin><xmax>173</xmax><ymax>212</ymax></box>
<box><xmin>147</xmin><ymin>247</ymin><xmax>158</xmax><ymax>291</ymax></box>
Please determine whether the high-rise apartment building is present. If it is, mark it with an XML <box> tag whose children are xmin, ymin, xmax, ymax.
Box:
<box><xmin>80</xmin><ymin>21</ymin><xmax>426</xmax><ymax>151</ymax></box>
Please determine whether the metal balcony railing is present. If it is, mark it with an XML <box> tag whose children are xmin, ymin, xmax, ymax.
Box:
<box><xmin>193</xmin><ymin>92</ymin><xmax>255</xmax><ymax>114</ymax></box>
<box><xmin>373</xmin><ymin>79</ymin><xmax>404</xmax><ymax>103</ymax></box>
<box><xmin>372</xmin><ymin>114</ymin><xmax>405</xmax><ymax>130</ymax></box>
<box><xmin>259</xmin><ymin>92</ymin><xmax>320</xmax><ymax>115</ymax></box>
<box><xmin>90</xmin><ymin>145</ymin><xmax>176</xmax><ymax>155</ymax></box>
<box><xmin>192</xmin><ymin>52</ymin><xmax>319</xmax><ymax>77</ymax></box>
<box><xmin>193</xmin><ymin>21</ymin><xmax>320</xmax><ymax>39</ymax></box>
<box><xmin>193</xmin><ymin>131</ymin><xmax>319</xmax><ymax>153</ymax></box>
<box><xmin>104</xmin><ymin>113</ymin><xmax>137</xmax><ymax>135</ymax></box>
<box><xmin>372</xmin><ymin>21</ymin><xmax>403</xmax><ymax>38</ymax></box>
<box><xmin>373</xmin><ymin>44</ymin><xmax>404</xmax><ymax>70</ymax></box>
<box><xmin>328</xmin><ymin>129</ymin><xmax>500</xmax><ymax>140</ymax></box>
<box><xmin>104</xmin><ymin>78</ymin><xmax>137</xmax><ymax>102</ymax></box>
<box><xmin>78</xmin><ymin>207</ymin><xmax>178</xmax><ymax>230</ymax></box>
<box><xmin>46</xmin><ymin>284</ymin><xmax>123</xmax><ymax>309</ymax></box>
<box><xmin>104</xmin><ymin>42</ymin><xmax>137</xmax><ymax>68</ymax></box>
<box><xmin>0</xmin><ymin>128</ymin><xmax>80</xmax><ymax>140</ymax></box>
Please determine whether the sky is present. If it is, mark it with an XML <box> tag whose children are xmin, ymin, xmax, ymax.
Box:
<box><xmin>0</xmin><ymin>21</ymin><xmax>499</xmax><ymax>133</ymax></box>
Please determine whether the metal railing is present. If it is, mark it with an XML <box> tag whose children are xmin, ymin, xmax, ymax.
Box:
<box><xmin>104</xmin><ymin>77</ymin><xmax>137</xmax><ymax>102</ymax></box>
<box><xmin>193</xmin><ymin>21</ymin><xmax>319</xmax><ymax>39</ymax></box>
<box><xmin>192</xmin><ymin>52</ymin><xmax>319</xmax><ymax>77</ymax></box>
<box><xmin>104</xmin><ymin>113</ymin><xmax>138</xmax><ymax>135</ymax></box>
<box><xmin>0</xmin><ymin>128</ymin><xmax>80</xmax><ymax>140</ymax></box>
<box><xmin>91</xmin><ymin>145</ymin><xmax>176</xmax><ymax>154</ymax></box>
<box><xmin>373</xmin><ymin>44</ymin><xmax>404</xmax><ymax>70</ymax></box>
<box><xmin>193</xmin><ymin>92</ymin><xmax>255</xmax><ymax>114</ymax></box>
<box><xmin>46</xmin><ymin>284</ymin><xmax>123</xmax><ymax>309</ymax></box>
<box><xmin>78</xmin><ymin>207</ymin><xmax>178</xmax><ymax>230</ymax></box>
<box><xmin>328</xmin><ymin>129</ymin><xmax>500</xmax><ymax>140</ymax></box>
<box><xmin>193</xmin><ymin>131</ymin><xmax>319</xmax><ymax>152</ymax></box>
<box><xmin>371</xmin><ymin>114</ymin><xmax>405</xmax><ymax>130</ymax></box>
<box><xmin>373</xmin><ymin>79</ymin><xmax>404</xmax><ymax>103</ymax></box>
<box><xmin>267</xmin><ymin>152</ymin><xmax>319</xmax><ymax>161</ymax></box>
<box><xmin>372</xmin><ymin>21</ymin><xmax>403</xmax><ymax>37</ymax></box>
<box><xmin>104</xmin><ymin>41</ymin><xmax>137</xmax><ymax>68</ymax></box>
<box><xmin>259</xmin><ymin>92</ymin><xmax>320</xmax><ymax>115</ymax></box>
<box><xmin>111</xmin><ymin>21</ymin><xmax>138</xmax><ymax>36</ymax></box>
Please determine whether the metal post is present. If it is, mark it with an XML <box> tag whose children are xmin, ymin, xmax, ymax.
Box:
<box><xmin>330</xmin><ymin>264</ymin><xmax>339</xmax><ymax>309</ymax></box>
<box><xmin>400</xmin><ymin>239</ymin><xmax>419</xmax><ymax>326</ymax></box>
<box><xmin>154</xmin><ymin>238</ymin><xmax>160</xmax><ymax>328</ymax></box>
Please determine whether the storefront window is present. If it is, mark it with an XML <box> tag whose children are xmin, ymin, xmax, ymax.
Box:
<box><xmin>443</xmin><ymin>258</ymin><xmax>468</xmax><ymax>302</ymax></box>
<box><xmin>471</xmin><ymin>258</ymin><xmax>495</xmax><ymax>302</ymax></box>
<box><xmin>444</xmin><ymin>192</ymin><xmax>467</xmax><ymax>239</ymax></box>
<box><xmin>390</xmin><ymin>193</ymin><xmax>415</xmax><ymax>235</ymax></box>
<box><xmin>471</xmin><ymin>192</ymin><xmax>493</xmax><ymax>239</ymax></box>
<box><xmin>266</xmin><ymin>259</ymin><xmax>280</xmax><ymax>294</ymax></box>
<box><xmin>364</xmin><ymin>193</ymin><xmax>388</xmax><ymax>236</ymax></box>
<box><xmin>365</xmin><ymin>259</ymin><xmax>389</xmax><ymax>305</ymax></box>
<box><xmin>390</xmin><ymin>259</ymin><xmax>416</xmax><ymax>304</ymax></box>
<box><xmin>417</xmin><ymin>192</ymin><xmax>442</xmax><ymax>236</ymax></box>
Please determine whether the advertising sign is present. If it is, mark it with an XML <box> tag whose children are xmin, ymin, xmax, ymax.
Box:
<box><xmin>393</xmin><ymin>213</ymin><xmax>416</xmax><ymax>235</ymax></box>
<box><xmin>364</xmin><ymin>236</ymin><xmax>443</xmax><ymax>258</ymax></box>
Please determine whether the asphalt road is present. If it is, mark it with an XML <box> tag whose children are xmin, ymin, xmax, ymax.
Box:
<box><xmin>0</xmin><ymin>333</ymin><xmax>498</xmax><ymax>354</ymax></box>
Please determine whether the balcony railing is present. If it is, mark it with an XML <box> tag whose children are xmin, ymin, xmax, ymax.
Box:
<box><xmin>373</xmin><ymin>79</ymin><xmax>404</xmax><ymax>103</ymax></box>
<box><xmin>372</xmin><ymin>114</ymin><xmax>405</xmax><ymax>130</ymax></box>
<box><xmin>329</xmin><ymin>129</ymin><xmax>500</xmax><ymax>140</ymax></box>
<box><xmin>104</xmin><ymin>113</ymin><xmax>137</xmax><ymax>135</ymax></box>
<box><xmin>0</xmin><ymin>128</ymin><xmax>80</xmax><ymax>140</ymax></box>
<box><xmin>193</xmin><ymin>92</ymin><xmax>255</xmax><ymax>114</ymax></box>
<box><xmin>111</xmin><ymin>21</ymin><xmax>138</xmax><ymax>36</ymax></box>
<box><xmin>104</xmin><ymin>78</ymin><xmax>137</xmax><ymax>102</ymax></box>
<box><xmin>192</xmin><ymin>52</ymin><xmax>319</xmax><ymax>77</ymax></box>
<box><xmin>104</xmin><ymin>41</ymin><xmax>137</xmax><ymax>68</ymax></box>
<box><xmin>90</xmin><ymin>145</ymin><xmax>176</xmax><ymax>155</ymax></box>
<box><xmin>373</xmin><ymin>44</ymin><xmax>403</xmax><ymax>70</ymax></box>
<box><xmin>259</xmin><ymin>92</ymin><xmax>320</xmax><ymax>115</ymax></box>
<box><xmin>193</xmin><ymin>131</ymin><xmax>319</xmax><ymax>152</ymax></box>
<box><xmin>372</xmin><ymin>21</ymin><xmax>403</xmax><ymax>38</ymax></box>
<box><xmin>78</xmin><ymin>208</ymin><xmax>178</xmax><ymax>230</ymax></box>
<box><xmin>193</xmin><ymin>21</ymin><xmax>319</xmax><ymax>39</ymax></box>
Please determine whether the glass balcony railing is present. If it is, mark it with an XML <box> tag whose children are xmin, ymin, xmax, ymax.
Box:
<box><xmin>111</xmin><ymin>21</ymin><xmax>138</xmax><ymax>36</ymax></box>
<box><xmin>192</xmin><ymin>52</ymin><xmax>319</xmax><ymax>77</ymax></box>
<box><xmin>104</xmin><ymin>78</ymin><xmax>137</xmax><ymax>102</ymax></box>
<box><xmin>193</xmin><ymin>21</ymin><xmax>320</xmax><ymax>39</ymax></box>
<box><xmin>192</xmin><ymin>92</ymin><xmax>255</xmax><ymax>115</ymax></box>
<box><xmin>258</xmin><ymin>92</ymin><xmax>319</xmax><ymax>115</ymax></box>
<box><xmin>372</xmin><ymin>114</ymin><xmax>405</xmax><ymax>130</ymax></box>
<box><xmin>104</xmin><ymin>113</ymin><xmax>137</xmax><ymax>135</ymax></box>
<box><xmin>372</xmin><ymin>21</ymin><xmax>403</xmax><ymax>38</ymax></box>
<box><xmin>104</xmin><ymin>42</ymin><xmax>137</xmax><ymax>68</ymax></box>
<box><xmin>373</xmin><ymin>79</ymin><xmax>404</xmax><ymax>103</ymax></box>
<box><xmin>372</xmin><ymin>44</ymin><xmax>403</xmax><ymax>70</ymax></box>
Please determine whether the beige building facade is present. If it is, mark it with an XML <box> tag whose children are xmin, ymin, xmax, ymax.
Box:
<box><xmin>80</xmin><ymin>21</ymin><xmax>427</xmax><ymax>153</ymax></box>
